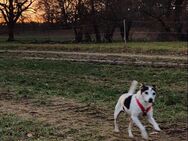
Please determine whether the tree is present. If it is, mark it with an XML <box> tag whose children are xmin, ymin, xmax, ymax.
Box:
<box><xmin>57</xmin><ymin>0</ymin><xmax>72</xmax><ymax>25</ymax></box>
<box><xmin>139</xmin><ymin>0</ymin><xmax>186</xmax><ymax>40</ymax></box>
<box><xmin>0</xmin><ymin>0</ymin><xmax>34</xmax><ymax>41</ymax></box>
<box><xmin>89</xmin><ymin>0</ymin><xmax>101</xmax><ymax>42</ymax></box>
<box><xmin>102</xmin><ymin>0</ymin><xmax>135</xmax><ymax>41</ymax></box>
<box><xmin>73</xmin><ymin>0</ymin><xmax>87</xmax><ymax>42</ymax></box>
<box><xmin>37</xmin><ymin>0</ymin><xmax>60</xmax><ymax>24</ymax></box>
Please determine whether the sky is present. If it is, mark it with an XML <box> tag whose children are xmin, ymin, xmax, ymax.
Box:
<box><xmin>0</xmin><ymin>0</ymin><xmax>43</xmax><ymax>23</ymax></box>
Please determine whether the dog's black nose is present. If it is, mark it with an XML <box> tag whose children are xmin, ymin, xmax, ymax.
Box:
<box><xmin>148</xmin><ymin>98</ymin><xmax>153</xmax><ymax>103</ymax></box>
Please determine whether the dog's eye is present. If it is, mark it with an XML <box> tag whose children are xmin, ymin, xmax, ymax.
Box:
<box><xmin>153</xmin><ymin>92</ymin><xmax>156</xmax><ymax>95</ymax></box>
<box><xmin>145</xmin><ymin>92</ymin><xmax>148</xmax><ymax>95</ymax></box>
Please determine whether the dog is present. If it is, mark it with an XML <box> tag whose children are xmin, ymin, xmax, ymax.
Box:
<box><xmin>114</xmin><ymin>80</ymin><xmax>161</xmax><ymax>140</ymax></box>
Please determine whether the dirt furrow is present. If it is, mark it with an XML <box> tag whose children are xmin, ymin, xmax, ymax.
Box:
<box><xmin>0</xmin><ymin>50</ymin><xmax>187</xmax><ymax>68</ymax></box>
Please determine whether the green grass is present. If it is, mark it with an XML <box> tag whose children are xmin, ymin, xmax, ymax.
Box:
<box><xmin>0</xmin><ymin>58</ymin><xmax>187</xmax><ymax>123</ymax></box>
<box><xmin>0</xmin><ymin>114</ymin><xmax>61</xmax><ymax>141</ymax></box>
<box><xmin>0</xmin><ymin>40</ymin><xmax>187</xmax><ymax>55</ymax></box>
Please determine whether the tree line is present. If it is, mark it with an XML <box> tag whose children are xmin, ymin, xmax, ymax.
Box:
<box><xmin>0</xmin><ymin>0</ymin><xmax>187</xmax><ymax>42</ymax></box>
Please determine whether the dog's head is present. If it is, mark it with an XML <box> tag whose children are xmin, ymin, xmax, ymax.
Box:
<box><xmin>140</xmin><ymin>84</ymin><xmax>157</xmax><ymax>103</ymax></box>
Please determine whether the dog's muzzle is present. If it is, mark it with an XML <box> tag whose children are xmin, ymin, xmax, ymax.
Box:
<box><xmin>148</xmin><ymin>98</ymin><xmax>153</xmax><ymax>103</ymax></box>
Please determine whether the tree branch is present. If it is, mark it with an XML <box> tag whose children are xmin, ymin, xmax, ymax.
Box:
<box><xmin>0</xmin><ymin>9</ymin><xmax>9</xmax><ymax>23</ymax></box>
<box><xmin>14</xmin><ymin>0</ymin><xmax>34</xmax><ymax>23</ymax></box>
<box><xmin>0</xmin><ymin>2</ymin><xmax>9</xmax><ymax>23</ymax></box>
<box><xmin>142</xmin><ymin>9</ymin><xmax>171</xmax><ymax>32</ymax></box>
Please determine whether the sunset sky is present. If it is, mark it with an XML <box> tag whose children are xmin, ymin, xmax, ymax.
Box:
<box><xmin>0</xmin><ymin>0</ymin><xmax>43</xmax><ymax>23</ymax></box>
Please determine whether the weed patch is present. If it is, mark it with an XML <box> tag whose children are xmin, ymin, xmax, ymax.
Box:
<box><xmin>0</xmin><ymin>114</ymin><xmax>60</xmax><ymax>141</ymax></box>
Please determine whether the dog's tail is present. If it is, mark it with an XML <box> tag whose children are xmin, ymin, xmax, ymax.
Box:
<box><xmin>128</xmin><ymin>80</ymin><xmax>138</xmax><ymax>94</ymax></box>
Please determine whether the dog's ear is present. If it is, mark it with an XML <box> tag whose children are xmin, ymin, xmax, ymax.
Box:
<box><xmin>152</xmin><ymin>85</ymin><xmax>157</xmax><ymax>90</ymax></box>
<box><xmin>139</xmin><ymin>83</ymin><xmax>144</xmax><ymax>89</ymax></box>
<box><xmin>140</xmin><ymin>83</ymin><xmax>147</xmax><ymax>89</ymax></box>
<box><xmin>140</xmin><ymin>83</ymin><xmax>148</xmax><ymax>93</ymax></box>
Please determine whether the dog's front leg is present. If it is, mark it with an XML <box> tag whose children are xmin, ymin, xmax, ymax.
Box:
<box><xmin>131</xmin><ymin>115</ymin><xmax>148</xmax><ymax>140</ymax></box>
<box><xmin>147</xmin><ymin>114</ymin><xmax>161</xmax><ymax>131</ymax></box>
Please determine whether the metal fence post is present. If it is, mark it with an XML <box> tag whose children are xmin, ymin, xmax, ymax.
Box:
<box><xmin>123</xmin><ymin>19</ymin><xmax>127</xmax><ymax>48</ymax></box>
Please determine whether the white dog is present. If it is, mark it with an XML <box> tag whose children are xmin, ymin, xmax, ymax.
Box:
<box><xmin>114</xmin><ymin>80</ymin><xmax>161</xmax><ymax>140</ymax></box>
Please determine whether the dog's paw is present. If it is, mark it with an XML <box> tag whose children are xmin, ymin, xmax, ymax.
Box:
<box><xmin>141</xmin><ymin>131</ymin><xmax>148</xmax><ymax>140</ymax></box>
<box><xmin>156</xmin><ymin>129</ymin><xmax>161</xmax><ymax>132</ymax></box>
<box><xmin>142</xmin><ymin>136</ymin><xmax>149</xmax><ymax>140</ymax></box>
<box><xmin>128</xmin><ymin>129</ymin><xmax>134</xmax><ymax>138</ymax></box>
<box><xmin>114</xmin><ymin>128</ymin><xmax>120</xmax><ymax>133</ymax></box>
<box><xmin>154</xmin><ymin>126</ymin><xmax>161</xmax><ymax>132</ymax></box>
<box><xmin>128</xmin><ymin>133</ymin><xmax>134</xmax><ymax>138</ymax></box>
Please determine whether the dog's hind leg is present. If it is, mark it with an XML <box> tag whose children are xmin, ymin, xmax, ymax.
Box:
<box><xmin>114</xmin><ymin>101</ymin><xmax>122</xmax><ymax>132</ymax></box>
<box><xmin>128</xmin><ymin>118</ymin><xmax>134</xmax><ymax>138</ymax></box>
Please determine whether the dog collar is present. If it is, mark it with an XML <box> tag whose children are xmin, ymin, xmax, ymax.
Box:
<box><xmin>136</xmin><ymin>97</ymin><xmax>152</xmax><ymax>116</ymax></box>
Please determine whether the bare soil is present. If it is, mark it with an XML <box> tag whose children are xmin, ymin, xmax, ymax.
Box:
<box><xmin>0</xmin><ymin>50</ymin><xmax>187</xmax><ymax>68</ymax></box>
<box><xmin>0</xmin><ymin>90</ymin><xmax>187</xmax><ymax>141</ymax></box>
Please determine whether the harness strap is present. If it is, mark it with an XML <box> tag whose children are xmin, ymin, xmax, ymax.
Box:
<box><xmin>136</xmin><ymin>97</ymin><xmax>152</xmax><ymax>116</ymax></box>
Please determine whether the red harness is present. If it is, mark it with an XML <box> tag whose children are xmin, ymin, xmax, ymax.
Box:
<box><xmin>136</xmin><ymin>97</ymin><xmax>152</xmax><ymax>116</ymax></box>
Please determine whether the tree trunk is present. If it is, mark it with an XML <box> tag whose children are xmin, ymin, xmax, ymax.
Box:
<box><xmin>7</xmin><ymin>23</ymin><xmax>15</xmax><ymax>41</ymax></box>
<box><xmin>7</xmin><ymin>0</ymin><xmax>15</xmax><ymax>41</ymax></box>
<box><xmin>104</xmin><ymin>24</ymin><xmax>115</xmax><ymax>42</ymax></box>
<box><xmin>93</xmin><ymin>24</ymin><xmax>101</xmax><ymax>42</ymax></box>
<box><xmin>84</xmin><ymin>32</ymin><xmax>91</xmax><ymax>42</ymax></box>
<box><xmin>90</xmin><ymin>0</ymin><xmax>101</xmax><ymax>42</ymax></box>
<box><xmin>73</xmin><ymin>27</ymin><xmax>83</xmax><ymax>43</ymax></box>
<box><xmin>174</xmin><ymin>0</ymin><xmax>184</xmax><ymax>40</ymax></box>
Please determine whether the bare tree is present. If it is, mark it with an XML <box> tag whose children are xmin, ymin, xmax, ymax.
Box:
<box><xmin>102</xmin><ymin>0</ymin><xmax>135</xmax><ymax>41</ymax></box>
<box><xmin>174</xmin><ymin>0</ymin><xmax>186</xmax><ymax>39</ymax></box>
<box><xmin>0</xmin><ymin>0</ymin><xmax>34</xmax><ymax>41</ymax></box>
<box><xmin>89</xmin><ymin>0</ymin><xmax>101</xmax><ymax>42</ymax></box>
<box><xmin>37</xmin><ymin>0</ymin><xmax>60</xmax><ymax>23</ymax></box>
<box><xmin>139</xmin><ymin>0</ymin><xmax>186</xmax><ymax>40</ymax></box>
<box><xmin>57</xmin><ymin>0</ymin><xmax>72</xmax><ymax>25</ymax></box>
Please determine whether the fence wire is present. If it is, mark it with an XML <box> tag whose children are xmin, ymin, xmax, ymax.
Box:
<box><xmin>0</xmin><ymin>20</ymin><xmax>187</xmax><ymax>42</ymax></box>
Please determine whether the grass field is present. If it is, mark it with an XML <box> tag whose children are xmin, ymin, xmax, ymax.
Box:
<box><xmin>0</xmin><ymin>40</ymin><xmax>187</xmax><ymax>55</ymax></box>
<box><xmin>0</xmin><ymin>57</ymin><xmax>187</xmax><ymax>140</ymax></box>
